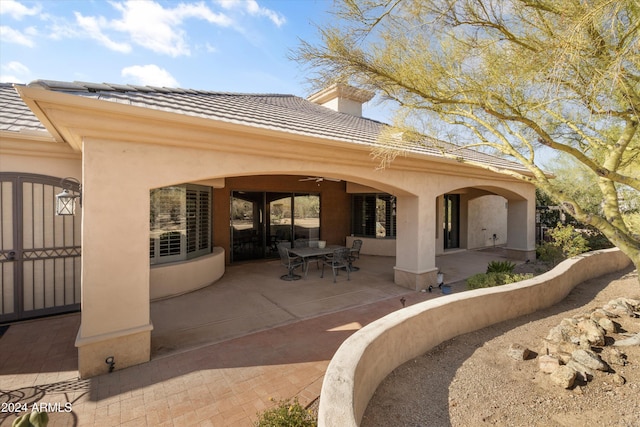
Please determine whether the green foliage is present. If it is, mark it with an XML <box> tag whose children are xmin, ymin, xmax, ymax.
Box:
<box><xmin>537</xmin><ymin>223</ymin><xmax>591</xmax><ymax>265</ymax></box>
<box><xmin>536</xmin><ymin>242</ymin><xmax>564</xmax><ymax>266</ymax></box>
<box><xmin>547</xmin><ymin>223</ymin><xmax>590</xmax><ymax>258</ymax></box>
<box><xmin>466</xmin><ymin>272</ymin><xmax>534</xmax><ymax>290</ymax></box>
<box><xmin>255</xmin><ymin>398</ymin><xmax>316</xmax><ymax>427</ymax></box>
<box><xmin>295</xmin><ymin>0</ymin><xmax>640</xmax><ymax>272</ymax></box>
<box><xmin>12</xmin><ymin>411</ymin><xmax>48</xmax><ymax>427</ymax></box>
<box><xmin>486</xmin><ymin>260</ymin><xmax>516</xmax><ymax>274</ymax></box>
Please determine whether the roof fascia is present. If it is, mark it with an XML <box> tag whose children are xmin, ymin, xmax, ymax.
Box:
<box><xmin>13</xmin><ymin>85</ymin><xmax>533</xmax><ymax>182</ymax></box>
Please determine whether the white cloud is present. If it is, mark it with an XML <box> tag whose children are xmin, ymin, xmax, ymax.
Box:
<box><xmin>121</xmin><ymin>64</ymin><xmax>179</xmax><ymax>87</ymax></box>
<box><xmin>216</xmin><ymin>0</ymin><xmax>286</xmax><ymax>27</ymax></box>
<box><xmin>74</xmin><ymin>12</ymin><xmax>131</xmax><ymax>53</ymax></box>
<box><xmin>104</xmin><ymin>0</ymin><xmax>232</xmax><ymax>57</ymax></box>
<box><xmin>0</xmin><ymin>25</ymin><xmax>35</xmax><ymax>47</ymax></box>
<box><xmin>0</xmin><ymin>61</ymin><xmax>30</xmax><ymax>83</ymax></box>
<box><xmin>0</xmin><ymin>0</ymin><xmax>41</xmax><ymax>20</ymax></box>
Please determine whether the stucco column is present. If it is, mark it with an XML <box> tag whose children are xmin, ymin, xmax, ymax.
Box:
<box><xmin>75</xmin><ymin>140</ymin><xmax>153</xmax><ymax>378</ymax></box>
<box><xmin>506</xmin><ymin>198</ymin><xmax>536</xmax><ymax>261</ymax></box>
<box><xmin>394</xmin><ymin>195</ymin><xmax>438</xmax><ymax>290</ymax></box>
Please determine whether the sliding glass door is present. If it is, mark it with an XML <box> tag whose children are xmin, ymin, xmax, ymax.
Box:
<box><xmin>231</xmin><ymin>192</ymin><xmax>320</xmax><ymax>262</ymax></box>
<box><xmin>444</xmin><ymin>194</ymin><xmax>460</xmax><ymax>249</ymax></box>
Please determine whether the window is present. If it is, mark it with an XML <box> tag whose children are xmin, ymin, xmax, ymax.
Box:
<box><xmin>150</xmin><ymin>184</ymin><xmax>212</xmax><ymax>265</ymax></box>
<box><xmin>351</xmin><ymin>193</ymin><xmax>396</xmax><ymax>238</ymax></box>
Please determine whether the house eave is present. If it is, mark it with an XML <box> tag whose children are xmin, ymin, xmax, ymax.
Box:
<box><xmin>14</xmin><ymin>85</ymin><xmax>533</xmax><ymax>182</ymax></box>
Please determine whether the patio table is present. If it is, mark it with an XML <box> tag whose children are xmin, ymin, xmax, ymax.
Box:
<box><xmin>289</xmin><ymin>245</ymin><xmax>345</xmax><ymax>279</ymax></box>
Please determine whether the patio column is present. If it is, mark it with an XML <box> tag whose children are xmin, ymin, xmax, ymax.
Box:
<box><xmin>394</xmin><ymin>195</ymin><xmax>438</xmax><ymax>290</ymax></box>
<box><xmin>75</xmin><ymin>140</ymin><xmax>152</xmax><ymax>378</ymax></box>
<box><xmin>506</xmin><ymin>198</ymin><xmax>536</xmax><ymax>261</ymax></box>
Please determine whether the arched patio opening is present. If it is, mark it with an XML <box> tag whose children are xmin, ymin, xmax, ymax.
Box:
<box><xmin>435</xmin><ymin>186</ymin><xmax>535</xmax><ymax>260</ymax></box>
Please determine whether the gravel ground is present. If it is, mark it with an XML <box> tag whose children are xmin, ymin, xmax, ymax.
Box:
<box><xmin>361</xmin><ymin>266</ymin><xmax>640</xmax><ymax>427</ymax></box>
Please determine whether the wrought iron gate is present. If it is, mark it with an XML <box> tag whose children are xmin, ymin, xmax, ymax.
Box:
<box><xmin>0</xmin><ymin>173</ymin><xmax>81</xmax><ymax>323</ymax></box>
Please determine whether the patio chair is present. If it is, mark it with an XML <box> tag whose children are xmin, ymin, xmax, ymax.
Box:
<box><xmin>321</xmin><ymin>247</ymin><xmax>351</xmax><ymax>283</ymax></box>
<box><xmin>278</xmin><ymin>244</ymin><xmax>303</xmax><ymax>281</ymax></box>
<box><xmin>348</xmin><ymin>239</ymin><xmax>363</xmax><ymax>271</ymax></box>
<box><xmin>295</xmin><ymin>238</ymin><xmax>320</xmax><ymax>269</ymax></box>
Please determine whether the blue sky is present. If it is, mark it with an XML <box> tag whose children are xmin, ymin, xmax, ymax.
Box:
<box><xmin>0</xmin><ymin>0</ymin><xmax>393</xmax><ymax>121</ymax></box>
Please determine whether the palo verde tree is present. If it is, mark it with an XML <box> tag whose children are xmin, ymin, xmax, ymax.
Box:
<box><xmin>295</xmin><ymin>0</ymin><xmax>640</xmax><ymax>276</ymax></box>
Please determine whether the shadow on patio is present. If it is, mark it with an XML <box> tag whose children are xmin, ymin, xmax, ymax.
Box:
<box><xmin>150</xmin><ymin>248</ymin><xmax>520</xmax><ymax>359</ymax></box>
<box><xmin>0</xmin><ymin>248</ymin><xmax>521</xmax><ymax>426</ymax></box>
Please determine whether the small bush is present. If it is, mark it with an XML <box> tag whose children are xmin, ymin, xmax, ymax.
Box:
<box><xmin>547</xmin><ymin>223</ymin><xmax>589</xmax><ymax>258</ymax></box>
<box><xmin>255</xmin><ymin>398</ymin><xmax>316</xmax><ymax>427</ymax></box>
<box><xmin>537</xmin><ymin>223</ymin><xmax>590</xmax><ymax>266</ymax></box>
<box><xmin>536</xmin><ymin>242</ymin><xmax>564</xmax><ymax>266</ymax></box>
<box><xmin>486</xmin><ymin>260</ymin><xmax>516</xmax><ymax>273</ymax></box>
<box><xmin>466</xmin><ymin>272</ymin><xmax>534</xmax><ymax>290</ymax></box>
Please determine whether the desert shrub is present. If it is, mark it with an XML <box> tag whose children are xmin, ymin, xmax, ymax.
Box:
<box><xmin>255</xmin><ymin>398</ymin><xmax>316</xmax><ymax>427</ymax></box>
<box><xmin>581</xmin><ymin>228</ymin><xmax>614</xmax><ymax>250</ymax></box>
<box><xmin>537</xmin><ymin>223</ymin><xmax>590</xmax><ymax>266</ymax></box>
<box><xmin>536</xmin><ymin>242</ymin><xmax>564</xmax><ymax>266</ymax></box>
<box><xmin>466</xmin><ymin>272</ymin><xmax>534</xmax><ymax>289</ymax></box>
<box><xmin>547</xmin><ymin>223</ymin><xmax>589</xmax><ymax>257</ymax></box>
<box><xmin>486</xmin><ymin>260</ymin><xmax>516</xmax><ymax>273</ymax></box>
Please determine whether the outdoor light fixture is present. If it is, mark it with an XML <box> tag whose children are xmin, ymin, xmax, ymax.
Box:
<box><xmin>56</xmin><ymin>177</ymin><xmax>82</xmax><ymax>216</ymax></box>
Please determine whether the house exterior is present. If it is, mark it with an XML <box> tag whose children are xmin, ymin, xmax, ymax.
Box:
<box><xmin>0</xmin><ymin>80</ymin><xmax>536</xmax><ymax>377</ymax></box>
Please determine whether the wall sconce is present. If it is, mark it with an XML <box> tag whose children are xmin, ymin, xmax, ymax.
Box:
<box><xmin>56</xmin><ymin>177</ymin><xmax>82</xmax><ymax>216</ymax></box>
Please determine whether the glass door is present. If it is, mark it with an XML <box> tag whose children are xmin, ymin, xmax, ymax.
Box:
<box><xmin>231</xmin><ymin>191</ymin><xmax>321</xmax><ymax>262</ymax></box>
<box><xmin>444</xmin><ymin>194</ymin><xmax>460</xmax><ymax>249</ymax></box>
<box><xmin>267</xmin><ymin>193</ymin><xmax>293</xmax><ymax>257</ymax></box>
<box><xmin>231</xmin><ymin>192</ymin><xmax>264</xmax><ymax>261</ymax></box>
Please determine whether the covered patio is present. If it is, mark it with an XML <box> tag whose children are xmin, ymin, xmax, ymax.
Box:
<box><xmin>0</xmin><ymin>249</ymin><xmax>520</xmax><ymax>426</ymax></box>
<box><xmin>150</xmin><ymin>249</ymin><xmax>518</xmax><ymax>358</ymax></box>
<box><xmin>3</xmin><ymin>80</ymin><xmax>537</xmax><ymax>377</ymax></box>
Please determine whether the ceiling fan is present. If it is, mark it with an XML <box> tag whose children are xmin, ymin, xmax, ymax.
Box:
<box><xmin>299</xmin><ymin>176</ymin><xmax>341</xmax><ymax>183</ymax></box>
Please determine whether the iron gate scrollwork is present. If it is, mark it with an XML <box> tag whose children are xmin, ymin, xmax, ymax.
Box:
<box><xmin>0</xmin><ymin>173</ymin><xmax>81</xmax><ymax>323</ymax></box>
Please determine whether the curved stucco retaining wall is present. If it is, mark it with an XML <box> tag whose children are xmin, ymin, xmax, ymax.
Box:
<box><xmin>150</xmin><ymin>247</ymin><xmax>225</xmax><ymax>300</ymax></box>
<box><xmin>318</xmin><ymin>248</ymin><xmax>632</xmax><ymax>426</ymax></box>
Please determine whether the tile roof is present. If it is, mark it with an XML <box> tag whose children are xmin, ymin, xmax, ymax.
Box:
<box><xmin>1</xmin><ymin>80</ymin><xmax>530</xmax><ymax>172</ymax></box>
<box><xmin>0</xmin><ymin>83</ymin><xmax>47</xmax><ymax>134</ymax></box>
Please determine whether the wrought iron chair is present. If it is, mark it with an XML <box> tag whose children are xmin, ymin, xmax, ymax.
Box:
<box><xmin>278</xmin><ymin>244</ymin><xmax>303</xmax><ymax>281</ymax></box>
<box><xmin>348</xmin><ymin>239</ymin><xmax>363</xmax><ymax>271</ymax></box>
<box><xmin>321</xmin><ymin>247</ymin><xmax>351</xmax><ymax>283</ymax></box>
<box><xmin>295</xmin><ymin>238</ymin><xmax>320</xmax><ymax>270</ymax></box>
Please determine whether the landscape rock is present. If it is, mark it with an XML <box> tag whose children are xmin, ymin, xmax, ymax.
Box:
<box><xmin>566</xmin><ymin>360</ymin><xmax>593</xmax><ymax>382</ymax></box>
<box><xmin>613</xmin><ymin>332</ymin><xmax>640</xmax><ymax>347</ymax></box>
<box><xmin>610</xmin><ymin>373</ymin><xmax>626</xmax><ymax>386</ymax></box>
<box><xmin>507</xmin><ymin>343</ymin><xmax>530</xmax><ymax>360</ymax></box>
<box><xmin>541</xmin><ymin>339</ymin><xmax>579</xmax><ymax>356</ymax></box>
<box><xmin>602</xmin><ymin>348</ymin><xmax>626</xmax><ymax>366</ymax></box>
<box><xmin>550</xmin><ymin>365</ymin><xmax>577</xmax><ymax>389</ymax></box>
<box><xmin>577</xmin><ymin>319</ymin><xmax>606</xmax><ymax>346</ymax></box>
<box><xmin>571</xmin><ymin>349</ymin><xmax>609</xmax><ymax>371</ymax></box>
<box><xmin>596</xmin><ymin>317</ymin><xmax>617</xmax><ymax>334</ymax></box>
<box><xmin>603</xmin><ymin>299</ymin><xmax>634</xmax><ymax>317</ymax></box>
<box><xmin>538</xmin><ymin>355</ymin><xmax>560</xmax><ymax>374</ymax></box>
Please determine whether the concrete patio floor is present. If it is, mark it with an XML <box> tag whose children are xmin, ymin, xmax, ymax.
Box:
<box><xmin>0</xmin><ymin>248</ymin><xmax>519</xmax><ymax>427</ymax></box>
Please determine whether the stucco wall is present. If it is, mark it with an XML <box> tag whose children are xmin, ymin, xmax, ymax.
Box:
<box><xmin>318</xmin><ymin>248</ymin><xmax>632</xmax><ymax>426</ymax></box>
<box><xmin>346</xmin><ymin>236</ymin><xmax>395</xmax><ymax>257</ymax></box>
<box><xmin>0</xmin><ymin>137</ymin><xmax>82</xmax><ymax>178</ymax></box>
<box><xmin>150</xmin><ymin>247</ymin><xmax>225</xmax><ymax>300</ymax></box>
<box><xmin>467</xmin><ymin>195</ymin><xmax>508</xmax><ymax>249</ymax></box>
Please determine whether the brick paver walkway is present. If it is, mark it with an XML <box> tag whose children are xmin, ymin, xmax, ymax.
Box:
<box><xmin>0</xmin><ymin>292</ymin><xmax>431</xmax><ymax>427</ymax></box>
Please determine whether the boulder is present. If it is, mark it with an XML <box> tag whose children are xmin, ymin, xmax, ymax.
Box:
<box><xmin>508</xmin><ymin>343</ymin><xmax>531</xmax><ymax>360</ymax></box>
<box><xmin>571</xmin><ymin>349</ymin><xmax>609</xmax><ymax>371</ymax></box>
<box><xmin>550</xmin><ymin>365</ymin><xmax>577</xmax><ymax>389</ymax></box>
<box><xmin>538</xmin><ymin>355</ymin><xmax>560</xmax><ymax>374</ymax></box>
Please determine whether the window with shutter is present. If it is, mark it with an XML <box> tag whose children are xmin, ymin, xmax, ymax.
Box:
<box><xmin>351</xmin><ymin>193</ymin><xmax>396</xmax><ymax>238</ymax></box>
<box><xmin>150</xmin><ymin>184</ymin><xmax>212</xmax><ymax>265</ymax></box>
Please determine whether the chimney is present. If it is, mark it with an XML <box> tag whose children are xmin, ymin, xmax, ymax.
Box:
<box><xmin>307</xmin><ymin>84</ymin><xmax>374</xmax><ymax>117</ymax></box>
